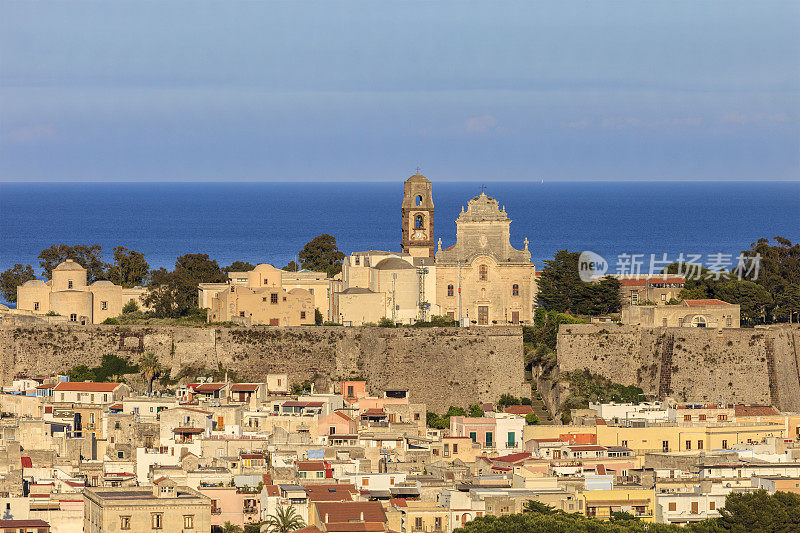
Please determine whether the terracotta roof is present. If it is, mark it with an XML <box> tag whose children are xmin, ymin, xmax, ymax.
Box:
<box><xmin>493</xmin><ymin>452</ymin><xmax>532</xmax><ymax>463</ymax></box>
<box><xmin>331</xmin><ymin>411</ymin><xmax>354</xmax><ymax>422</ymax></box>
<box><xmin>192</xmin><ymin>383</ymin><xmax>226</xmax><ymax>393</ymax></box>
<box><xmin>325</xmin><ymin>523</ymin><xmax>386</xmax><ymax>532</ymax></box>
<box><xmin>316</xmin><ymin>501</ymin><xmax>387</xmax><ymax>525</ymax></box>
<box><xmin>173</xmin><ymin>427</ymin><xmax>204</xmax><ymax>434</ymax></box>
<box><xmin>684</xmin><ymin>299</ymin><xmax>733</xmax><ymax>306</ymax></box>
<box><xmin>297</xmin><ymin>460</ymin><xmax>327</xmax><ymax>471</ymax></box>
<box><xmin>283</xmin><ymin>401</ymin><xmax>325</xmax><ymax>408</ymax></box>
<box><xmin>596</xmin><ymin>464</ymin><xmax>607</xmax><ymax>475</ymax></box>
<box><xmin>305</xmin><ymin>484</ymin><xmax>357</xmax><ymax>502</ymax></box>
<box><xmin>569</xmin><ymin>445</ymin><xmax>605</xmax><ymax>452</ymax></box>
<box><xmin>231</xmin><ymin>383</ymin><xmax>260</xmax><ymax>392</ymax></box>
<box><xmin>264</xmin><ymin>484</ymin><xmax>280</xmax><ymax>496</ymax></box>
<box><xmin>735</xmin><ymin>405</ymin><xmax>780</xmax><ymax>417</ymax></box>
<box><xmin>241</xmin><ymin>454</ymin><xmax>264</xmax><ymax>460</ymax></box>
<box><xmin>0</xmin><ymin>520</ymin><xmax>50</xmax><ymax>527</ymax></box>
<box><xmin>21</xmin><ymin>457</ymin><xmax>32</xmax><ymax>468</ymax></box>
<box><xmin>294</xmin><ymin>527</ymin><xmax>324</xmax><ymax>533</ymax></box>
<box><xmin>109</xmin><ymin>403</ymin><xmax>123</xmax><ymax>410</ymax></box>
<box><xmin>361</xmin><ymin>408</ymin><xmax>385</xmax><ymax>416</ymax></box>
<box><xmin>36</xmin><ymin>384</ymin><xmax>55</xmax><ymax>389</ymax></box>
<box><xmin>53</xmin><ymin>382</ymin><xmax>121</xmax><ymax>392</ymax></box>
<box><xmin>177</xmin><ymin>407</ymin><xmax>212</xmax><ymax>415</ymax></box>
<box><xmin>646</xmin><ymin>277</ymin><xmax>685</xmax><ymax>285</ymax></box>
<box><xmin>619</xmin><ymin>278</ymin><xmax>647</xmax><ymax>287</ymax></box>
<box><xmin>504</xmin><ymin>405</ymin><xmax>534</xmax><ymax>415</ymax></box>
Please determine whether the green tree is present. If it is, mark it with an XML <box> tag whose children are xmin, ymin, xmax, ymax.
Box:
<box><xmin>139</xmin><ymin>352</ymin><xmax>161</xmax><ymax>395</ymax></box>
<box><xmin>221</xmin><ymin>522</ymin><xmax>243</xmax><ymax>533</ymax></box>
<box><xmin>122</xmin><ymin>300</ymin><xmax>139</xmax><ymax>314</ymax></box>
<box><xmin>173</xmin><ymin>253</ymin><xmax>226</xmax><ymax>306</ymax></box>
<box><xmin>522</xmin><ymin>500</ymin><xmax>556</xmax><ymax>515</ymax></box>
<box><xmin>468</xmin><ymin>403</ymin><xmax>484</xmax><ymax>417</ymax></box>
<box><xmin>315</xmin><ymin>308</ymin><xmax>323</xmax><ymax>325</ymax></box>
<box><xmin>691</xmin><ymin>490</ymin><xmax>800</xmax><ymax>533</ymax></box>
<box><xmin>298</xmin><ymin>234</ymin><xmax>345</xmax><ymax>277</ymax></box>
<box><xmin>93</xmin><ymin>354</ymin><xmax>139</xmax><ymax>382</ymax></box>
<box><xmin>105</xmin><ymin>246</ymin><xmax>149</xmax><ymax>287</ymax></box>
<box><xmin>145</xmin><ymin>268</ymin><xmax>192</xmax><ymax>318</ymax></box>
<box><xmin>525</xmin><ymin>413</ymin><xmax>540</xmax><ymax>425</ymax></box>
<box><xmin>38</xmin><ymin>244</ymin><xmax>106</xmax><ymax>281</ymax></box>
<box><xmin>536</xmin><ymin>250</ymin><xmax>620</xmax><ymax>315</ymax></box>
<box><xmin>714</xmin><ymin>280</ymin><xmax>773</xmax><ymax>325</ymax></box>
<box><xmin>262</xmin><ymin>505</ymin><xmax>306</xmax><ymax>533</ymax></box>
<box><xmin>775</xmin><ymin>283</ymin><xmax>800</xmax><ymax>324</ymax></box>
<box><xmin>283</xmin><ymin>261</ymin><xmax>300</xmax><ymax>272</ymax></box>
<box><xmin>223</xmin><ymin>261</ymin><xmax>256</xmax><ymax>273</ymax></box>
<box><xmin>68</xmin><ymin>365</ymin><xmax>96</xmax><ymax>382</ymax></box>
<box><xmin>378</xmin><ymin>317</ymin><xmax>395</xmax><ymax>327</ymax></box>
<box><xmin>497</xmin><ymin>394</ymin><xmax>520</xmax><ymax>408</ymax></box>
<box><xmin>0</xmin><ymin>264</ymin><xmax>36</xmax><ymax>303</ymax></box>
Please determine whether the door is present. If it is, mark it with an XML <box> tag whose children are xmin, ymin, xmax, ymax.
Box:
<box><xmin>511</xmin><ymin>311</ymin><xmax>519</xmax><ymax>324</ymax></box>
<box><xmin>478</xmin><ymin>306</ymin><xmax>489</xmax><ymax>325</ymax></box>
<box><xmin>269</xmin><ymin>318</ymin><xmax>279</xmax><ymax>326</ymax></box>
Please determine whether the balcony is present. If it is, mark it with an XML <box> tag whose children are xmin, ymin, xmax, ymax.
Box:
<box><xmin>211</xmin><ymin>508</ymin><xmax>221</xmax><ymax>515</ymax></box>
<box><xmin>243</xmin><ymin>508</ymin><xmax>259</xmax><ymax>515</ymax></box>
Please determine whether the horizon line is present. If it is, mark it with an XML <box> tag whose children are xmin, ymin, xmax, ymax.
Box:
<box><xmin>1</xmin><ymin>178</ymin><xmax>799</xmax><ymax>184</ymax></box>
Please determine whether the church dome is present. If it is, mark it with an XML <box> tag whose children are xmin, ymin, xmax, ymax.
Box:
<box><xmin>54</xmin><ymin>259</ymin><xmax>86</xmax><ymax>271</ymax></box>
<box><xmin>374</xmin><ymin>257</ymin><xmax>415</xmax><ymax>270</ymax></box>
<box><xmin>405</xmin><ymin>173</ymin><xmax>430</xmax><ymax>183</ymax></box>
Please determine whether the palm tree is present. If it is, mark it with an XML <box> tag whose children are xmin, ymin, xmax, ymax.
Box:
<box><xmin>222</xmin><ymin>522</ymin><xmax>243</xmax><ymax>533</ymax></box>
<box><xmin>138</xmin><ymin>352</ymin><xmax>160</xmax><ymax>395</ymax></box>
<box><xmin>262</xmin><ymin>506</ymin><xmax>305</xmax><ymax>533</ymax></box>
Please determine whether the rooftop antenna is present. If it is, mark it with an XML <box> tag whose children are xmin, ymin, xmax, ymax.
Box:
<box><xmin>480</xmin><ymin>184</ymin><xmax>487</xmax><ymax>194</ymax></box>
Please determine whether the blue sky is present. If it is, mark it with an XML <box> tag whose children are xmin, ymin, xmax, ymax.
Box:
<box><xmin>1</xmin><ymin>1</ymin><xmax>798</xmax><ymax>181</ymax></box>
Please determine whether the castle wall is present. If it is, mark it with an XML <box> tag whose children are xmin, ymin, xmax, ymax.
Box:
<box><xmin>556</xmin><ymin>324</ymin><xmax>800</xmax><ymax>410</ymax></box>
<box><xmin>0</xmin><ymin>325</ymin><xmax>527</xmax><ymax>413</ymax></box>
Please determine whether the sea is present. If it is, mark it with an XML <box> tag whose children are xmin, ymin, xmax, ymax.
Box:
<box><xmin>1</xmin><ymin>181</ymin><xmax>798</xmax><ymax>286</ymax></box>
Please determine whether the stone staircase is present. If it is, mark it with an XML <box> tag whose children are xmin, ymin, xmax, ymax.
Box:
<box><xmin>657</xmin><ymin>333</ymin><xmax>674</xmax><ymax>398</ymax></box>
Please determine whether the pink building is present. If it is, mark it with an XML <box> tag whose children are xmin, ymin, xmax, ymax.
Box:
<box><xmin>200</xmin><ymin>486</ymin><xmax>261</xmax><ymax>529</ymax></box>
<box><xmin>318</xmin><ymin>411</ymin><xmax>358</xmax><ymax>437</ymax></box>
<box><xmin>450</xmin><ymin>416</ymin><xmax>497</xmax><ymax>448</ymax></box>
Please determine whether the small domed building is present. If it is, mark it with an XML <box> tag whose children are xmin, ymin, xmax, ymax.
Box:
<box><xmin>16</xmin><ymin>260</ymin><xmax>147</xmax><ymax>324</ymax></box>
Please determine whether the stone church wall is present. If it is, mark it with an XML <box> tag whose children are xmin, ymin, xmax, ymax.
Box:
<box><xmin>0</xmin><ymin>325</ymin><xmax>527</xmax><ymax>413</ymax></box>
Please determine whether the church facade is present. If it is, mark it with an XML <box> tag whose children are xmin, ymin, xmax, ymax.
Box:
<box><xmin>334</xmin><ymin>173</ymin><xmax>536</xmax><ymax>326</ymax></box>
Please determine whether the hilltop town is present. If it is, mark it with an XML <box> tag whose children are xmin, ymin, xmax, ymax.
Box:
<box><xmin>0</xmin><ymin>174</ymin><xmax>798</xmax><ymax>532</ymax></box>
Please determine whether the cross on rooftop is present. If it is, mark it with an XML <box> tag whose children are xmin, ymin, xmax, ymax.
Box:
<box><xmin>480</xmin><ymin>184</ymin><xmax>487</xmax><ymax>194</ymax></box>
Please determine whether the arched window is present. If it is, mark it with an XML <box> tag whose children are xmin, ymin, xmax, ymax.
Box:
<box><xmin>479</xmin><ymin>265</ymin><xmax>488</xmax><ymax>281</ymax></box>
<box><xmin>512</xmin><ymin>284</ymin><xmax>519</xmax><ymax>296</ymax></box>
<box><xmin>415</xmin><ymin>195</ymin><xmax>423</xmax><ymax>206</ymax></box>
<box><xmin>447</xmin><ymin>284</ymin><xmax>454</xmax><ymax>297</ymax></box>
<box><xmin>415</xmin><ymin>214</ymin><xmax>425</xmax><ymax>229</ymax></box>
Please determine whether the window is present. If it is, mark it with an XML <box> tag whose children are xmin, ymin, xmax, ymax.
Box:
<box><xmin>453</xmin><ymin>443</ymin><xmax>458</xmax><ymax>453</ymax></box>
<box><xmin>271</xmin><ymin>293</ymin><xmax>278</xmax><ymax>304</ymax></box>
<box><xmin>316</xmin><ymin>471</ymin><xmax>324</xmax><ymax>478</ymax></box>
<box><xmin>120</xmin><ymin>516</ymin><xmax>131</xmax><ymax>530</ymax></box>
<box><xmin>362</xmin><ymin>478</ymin><xmax>369</xmax><ymax>486</ymax></box>
<box><xmin>68</xmin><ymin>280</ymin><xmax>73</xmax><ymax>289</ymax></box>
<box><xmin>447</xmin><ymin>284</ymin><xmax>454</xmax><ymax>297</ymax></box>
<box><xmin>118</xmin><ymin>451</ymin><xmax>123</xmax><ymax>458</ymax></box>
<box><xmin>347</xmin><ymin>385</ymin><xmax>354</xmax><ymax>397</ymax></box>
<box><xmin>101</xmin><ymin>301</ymin><xmax>108</xmax><ymax>310</ymax></box>
<box><xmin>662</xmin><ymin>440</ymin><xmax>669</xmax><ymax>452</ymax></box>
<box><xmin>239</xmin><ymin>311</ymin><xmax>245</xmax><ymax>318</ymax></box>
<box><xmin>469</xmin><ymin>431</ymin><xmax>477</xmax><ymax>443</ymax></box>
<box><xmin>34</xmin><ymin>302</ymin><xmax>39</xmax><ymax>311</ymax></box>
<box><xmin>231</xmin><ymin>286</ymin><xmax>235</xmax><ymax>292</ymax></box>
<box><xmin>390</xmin><ymin>477</ymin><xmax>395</xmax><ymax>485</ymax></box>
<box><xmin>699</xmin><ymin>414</ymin><xmax>706</xmax><ymax>421</ymax></box>
<box><xmin>709</xmin><ymin>501</ymin><xmax>715</xmax><ymax>511</ymax></box>
<box><xmin>661</xmin><ymin>294</ymin><xmax>666</xmax><ymax>301</ymax></box>
<box><xmin>152</xmin><ymin>513</ymin><xmax>163</xmax><ymax>529</ymax></box>
<box><xmin>300</xmin><ymin>311</ymin><xmax>306</xmax><ymax>320</ymax></box>
<box><xmin>415</xmin><ymin>214</ymin><xmax>425</xmax><ymax>229</ymax></box>
<box><xmin>70</xmin><ymin>313</ymin><xmax>77</xmax><ymax>322</ymax></box>
<box><xmin>435</xmin><ymin>517</ymin><xmax>442</xmax><ymax>530</ymax></box>
<box><xmin>698</xmin><ymin>440</ymin><xmax>704</xmax><ymax>450</ymax></box>
<box><xmin>691</xmin><ymin>502</ymin><xmax>699</xmax><ymax>514</ymax></box>
<box><xmin>262</xmin><ymin>297</ymin><xmax>267</xmax><ymax>302</ymax></box>
<box><xmin>726</xmin><ymin>316</ymin><xmax>732</xmax><ymax>327</ymax></box>
<box><xmin>718</xmin><ymin>414</ymin><xmax>727</xmax><ymax>421</ymax></box>
<box><xmin>355</xmin><ymin>256</ymin><xmax>360</xmax><ymax>265</ymax></box>
<box><xmin>512</xmin><ymin>284</ymin><xmax>519</xmax><ymax>296</ymax></box>
<box><xmin>631</xmin><ymin>292</ymin><xmax>639</xmax><ymax>305</ymax></box>
<box><xmin>722</xmin><ymin>440</ymin><xmax>728</xmax><ymax>449</ymax></box>
<box><xmin>662</xmin><ymin>318</ymin><xmax>668</xmax><ymax>326</ymax></box>
<box><xmin>684</xmin><ymin>414</ymin><xmax>692</xmax><ymax>421</ymax></box>
<box><xmin>479</xmin><ymin>265</ymin><xmax>488</xmax><ymax>281</ymax></box>
<box><xmin>415</xmin><ymin>517</ymin><xmax>423</xmax><ymax>530</ymax></box>
<box><xmin>685</xmin><ymin>440</ymin><xmax>692</xmax><ymax>450</ymax></box>
<box><xmin>184</xmin><ymin>515</ymin><xmax>194</xmax><ymax>529</ymax></box>
<box><xmin>507</xmin><ymin>432</ymin><xmax>516</xmax><ymax>447</ymax></box>
<box><xmin>485</xmin><ymin>432</ymin><xmax>493</xmax><ymax>447</ymax></box>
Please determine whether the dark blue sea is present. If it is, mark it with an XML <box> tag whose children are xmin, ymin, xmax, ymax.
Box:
<box><xmin>1</xmin><ymin>181</ymin><xmax>798</xmax><ymax>284</ymax></box>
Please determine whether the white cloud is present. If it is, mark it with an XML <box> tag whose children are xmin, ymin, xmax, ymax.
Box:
<box><xmin>7</xmin><ymin>124</ymin><xmax>59</xmax><ymax>142</ymax></box>
<box><xmin>463</xmin><ymin>115</ymin><xmax>503</xmax><ymax>134</ymax></box>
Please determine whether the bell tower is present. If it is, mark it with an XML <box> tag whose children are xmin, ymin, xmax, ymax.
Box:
<box><xmin>401</xmin><ymin>171</ymin><xmax>435</xmax><ymax>258</ymax></box>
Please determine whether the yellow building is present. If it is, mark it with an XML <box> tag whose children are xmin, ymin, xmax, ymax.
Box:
<box><xmin>83</xmin><ymin>481</ymin><xmax>211</xmax><ymax>533</ymax></box>
<box><xmin>204</xmin><ymin>264</ymin><xmax>315</xmax><ymax>326</ymax></box>
<box><xmin>16</xmin><ymin>260</ymin><xmax>147</xmax><ymax>325</ymax></box>
<box><xmin>579</xmin><ymin>487</ymin><xmax>656</xmax><ymax>522</ymax></box>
